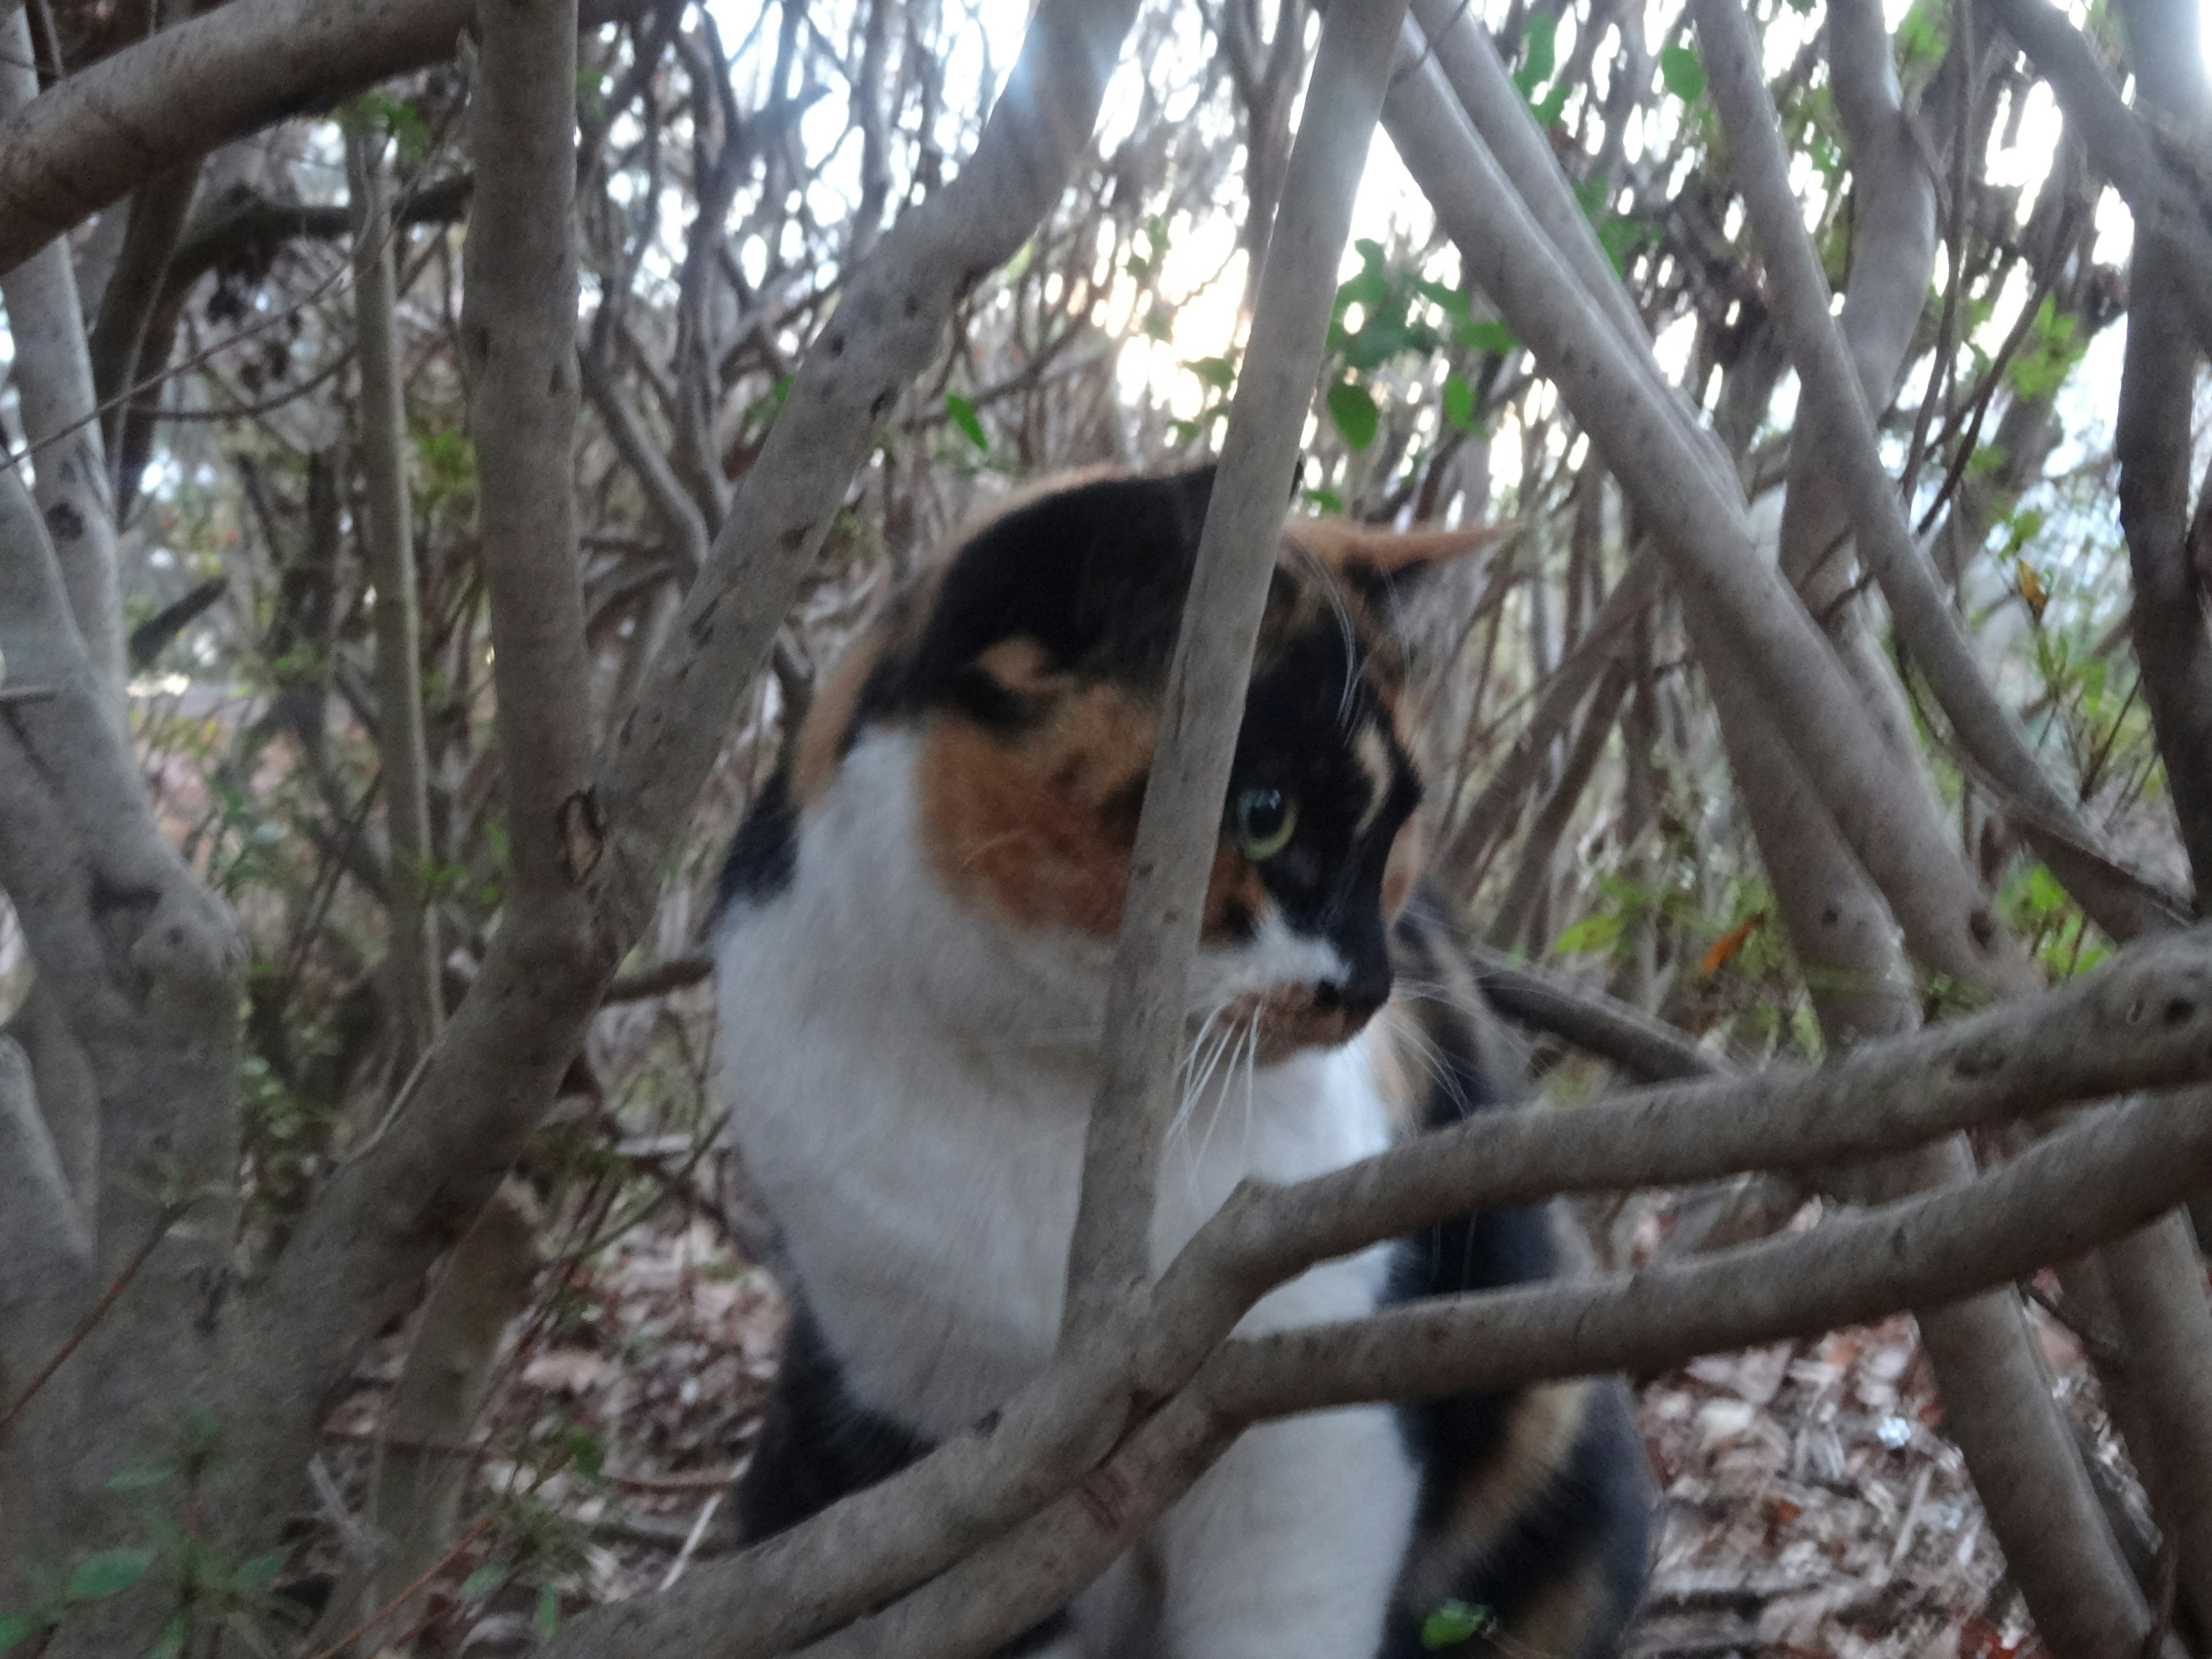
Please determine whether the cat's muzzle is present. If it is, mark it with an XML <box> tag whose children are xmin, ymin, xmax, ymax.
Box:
<box><xmin>1221</xmin><ymin>979</ymin><xmax>1385</xmax><ymax>1064</ymax></box>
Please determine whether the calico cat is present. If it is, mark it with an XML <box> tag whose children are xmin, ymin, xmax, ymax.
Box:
<box><xmin>710</xmin><ymin>467</ymin><xmax>1651</xmax><ymax>1658</ymax></box>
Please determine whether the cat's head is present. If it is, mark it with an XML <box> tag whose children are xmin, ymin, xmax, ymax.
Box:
<box><xmin>785</xmin><ymin>466</ymin><xmax>1498</xmax><ymax>1061</ymax></box>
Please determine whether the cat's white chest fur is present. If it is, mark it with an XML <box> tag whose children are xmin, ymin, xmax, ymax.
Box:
<box><xmin>716</xmin><ymin>730</ymin><xmax>1418</xmax><ymax>1656</ymax></box>
<box><xmin>716</xmin><ymin>730</ymin><xmax>1402</xmax><ymax>1432</ymax></box>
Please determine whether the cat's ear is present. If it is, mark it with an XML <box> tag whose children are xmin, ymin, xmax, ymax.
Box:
<box><xmin>1291</xmin><ymin>517</ymin><xmax>1512</xmax><ymax>606</ymax></box>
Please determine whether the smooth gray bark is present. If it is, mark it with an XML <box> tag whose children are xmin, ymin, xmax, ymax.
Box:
<box><xmin>0</xmin><ymin>10</ymin><xmax>123</xmax><ymax>710</ymax></box>
<box><xmin>1062</xmin><ymin>0</ymin><xmax>1410</xmax><ymax>1335</ymax></box>
<box><xmin>349</xmin><ymin>124</ymin><xmax>443</xmax><ymax>1074</ymax></box>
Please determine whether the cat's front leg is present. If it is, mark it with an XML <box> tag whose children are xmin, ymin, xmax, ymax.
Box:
<box><xmin>1154</xmin><ymin>1404</ymin><xmax>1419</xmax><ymax>1659</ymax></box>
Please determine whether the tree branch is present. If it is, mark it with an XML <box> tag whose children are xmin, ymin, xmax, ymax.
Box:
<box><xmin>0</xmin><ymin>8</ymin><xmax>123</xmax><ymax>707</ymax></box>
<box><xmin>1463</xmin><ymin>941</ymin><xmax>1726</xmax><ymax>1081</ymax></box>
<box><xmin>0</xmin><ymin>465</ymin><xmax>243</xmax><ymax>1640</ymax></box>
<box><xmin>555</xmin><ymin>920</ymin><xmax>2212</xmax><ymax>1657</ymax></box>
<box><xmin>818</xmin><ymin>1077</ymin><xmax>2212</xmax><ymax>1658</ymax></box>
<box><xmin>1380</xmin><ymin>40</ymin><xmax>2040</xmax><ymax>1005</ymax></box>
<box><xmin>350</xmin><ymin>123</ymin><xmax>442</xmax><ymax>1073</ymax></box>
<box><xmin>1212</xmin><ymin>1084</ymin><xmax>2212</xmax><ymax>1418</ymax></box>
<box><xmin>1062</xmin><ymin>0</ymin><xmax>1411</xmax><ymax>1334</ymax></box>
<box><xmin>0</xmin><ymin>0</ymin><xmax>638</xmax><ymax>278</ymax></box>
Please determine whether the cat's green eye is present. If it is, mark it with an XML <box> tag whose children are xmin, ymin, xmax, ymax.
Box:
<box><xmin>1233</xmin><ymin>786</ymin><xmax>1298</xmax><ymax>861</ymax></box>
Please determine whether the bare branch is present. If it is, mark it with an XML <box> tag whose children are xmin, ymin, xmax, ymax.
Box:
<box><xmin>1213</xmin><ymin>1085</ymin><xmax>2212</xmax><ymax>1419</ymax></box>
<box><xmin>1063</xmin><ymin>0</ymin><xmax>1412</xmax><ymax>1334</ymax></box>
<box><xmin>1463</xmin><ymin>941</ymin><xmax>1727</xmax><ymax>1081</ymax></box>
<box><xmin>2115</xmin><ymin>181</ymin><xmax>2212</xmax><ymax>906</ymax></box>
<box><xmin>361</xmin><ymin>1183</ymin><xmax>539</xmax><ymax>1639</ymax></box>
<box><xmin>351</xmin><ymin>123</ymin><xmax>442</xmax><ymax>1071</ymax></box>
<box><xmin>0</xmin><ymin>0</ymin><xmax>639</xmax><ymax>278</ymax></box>
<box><xmin>1437</xmin><ymin>548</ymin><xmax>1653</xmax><ymax>893</ymax></box>
<box><xmin>0</xmin><ymin>9</ymin><xmax>122</xmax><ymax>706</ymax></box>
<box><xmin>1381</xmin><ymin>43</ymin><xmax>2037</xmax><ymax>1003</ymax></box>
<box><xmin>1988</xmin><ymin>0</ymin><xmax>2212</xmax><ymax>354</ymax></box>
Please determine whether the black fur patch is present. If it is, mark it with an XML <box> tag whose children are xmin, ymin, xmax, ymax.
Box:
<box><xmin>859</xmin><ymin>468</ymin><xmax>1218</xmax><ymax>726</ymax></box>
<box><xmin>1235</xmin><ymin>622</ymin><xmax>1421</xmax><ymax>1008</ymax></box>
<box><xmin>711</xmin><ymin>767</ymin><xmax>798</xmax><ymax>923</ymax></box>
<box><xmin>736</xmin><ymin>1300</ymin><xmax>1073</xmax><ymax>1657</ymax></box>
<box><xmin>1381</xmin><ymin>898</ymin><xmax>1653</xmax><ymax>1658</ymax></box>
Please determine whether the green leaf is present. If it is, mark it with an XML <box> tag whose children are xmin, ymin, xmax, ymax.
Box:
<box><xmin>106</xmin><ymin>1458</ymin><xmax>181</xmax><ymax>1492</ymax></box>
<box><xmin>1341</xmin><ymin>317</ymin><xmax>1411</xmax><ymax>372</ymax></box>
<box><xmin>1186</xmin><ymin>355</ymin><xmax>1236</xmax><ymax>390</ymax></box>
<box><xmin>147</xmin><ymin>1611</ymin><xmax>188</xmax><ymax>1659</ymax></box>
<box><xmin>1442</xmin><ymin>373</ymin><xmax>1478</xmax><ymax>433</ymax></box>
<box><xmin>1303</xmin><ymin>487</ymin><xmax>1345</xmax><ymax>514</ymax></box>
<box><xmin>1457</xmin><ymin>317</ymin><xmax>1517</xmax><ymax>355</ymax></box>
<box><xmin>1415</xmin><ymin>279</ymin><xmax>1472</xmax><ymax>320</ymax></box>
<box><xmin>559</xmin><ymin>1425</ymin><xmax>605</xmax><ymax>1482</ymax></box>
<box><xmin>1534</xmin><ymin>82</ymin><xmax>1570</xmax><ymax>126</ymax></box>
<box><xmin>68</xmin><ymin>1548</ymin><xmax>155</xmax><ymax>1602</ymax></box>
<box><xmin>1895</xmin><ymin>0</ymin><xmax>1949</xmax><ymax>67</ymax></box>
<box><xmin>1165</xmin><ymin>418</ymin><xmax>1202</xmax><ymax>445</ymax></box>
<box><xmin>1658</xmin><ymin>41</ymin><xmax>1706</xmax><ymax>100</ymax></box>
<box><xmin>1554</xmin><ymin>911</ymin><xmax>1623</xmax><ymax>955</ymax></box>
<box><xmin>233</xmin><ymin>1551</ymin><xmax>288</xmax><ymax>1591</ymax></box>
<box><xmin>535</xmin><ymin>1586</ymin><xmax>562</xmax><ymax>1639</ymax></box>
<box><xmin>461</xmin><ymin>1566</ymin><xmax>508</xmax><ymax>1599</ymax></box>
<box><xmin>1335</xmin><ymin>268</ymin><xmax>1391</xmax><ymax>314</ymax></box>
<box><xmin>943</xmin><ymin>393</ymin><xmax>987</xmax><ymax>451</ymax></box>
<box><xmin>1326</xmin><ymin>381</ymin><xmax>1379</xmax><ymax>450</ymax></box>
<box><xmin>0</xmin><ymin>1615</ymin><xmax>46</xmax><ymax>1654</ymax></box>
<box><xmin>1353</xmin><ymin>236</ymin><xmax>1387</xmax><ymax>271</ymax></box>
<box><xmin>1514</xmin><ymin>12</ymin><xmax>1557</xmax><ymax>91</ymax></box>
<box><xmin>1422</xmin><ymin>1599</ymin><xmax>1497</xmax><ymax>1649</ymax></box>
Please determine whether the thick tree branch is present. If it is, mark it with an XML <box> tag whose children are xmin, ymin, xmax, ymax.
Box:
<box><xmin>459</xmin><ymin>0</ymin><xmax>590</xmax><ymax>910</ymax></box>
<box><xmin>350</xmin><ymin>124</ymin><xmax>442</xmax><ymax>1073</ymax></box>
<box><xmin>0</xmin><ymin>467</ymin><xmax>243</xmax><ymax>1636</ymax></box>
<box><xmin>0</xmin><ymin>0</ymin><xmax>636</xmax><ymax>278</ymax></box>
<box><xmin>1063</xmin><ymin>0</ymin><xmax>1411</xmax><ymax>1333</ymax></box>
<box><xmin>2116</xmin><ymin>186</ymin><xmax>2212</xmax><ymax>910</ymax></box>
<box><xmin>1214</xmin><ymin>1084</ymin><xmax>2212</xmax><ymax>1419</ymax></box>
<box><xmin>0</xmin><ymin>9</ymin><xmax>123</xmax><ymax>707</ymax></box>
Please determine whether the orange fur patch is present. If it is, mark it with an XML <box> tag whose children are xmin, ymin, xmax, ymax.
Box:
<box><xmin>793</xmin><ymin>629</ymin><xmax>888</xmax><ymax>804</ymax></box>
<box><xmin>917</xmin><ymin>677</ymin><xmax>1156</xmax><ymax>938</ymax></box>
<box><xmin>1381</xmin><ymin>810</ymin><xmax>1430</xmax><ymax>923</ymax></box>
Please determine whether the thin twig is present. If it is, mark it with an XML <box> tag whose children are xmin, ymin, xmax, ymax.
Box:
<box><xmin>304</xmin><ymin>1513</ymin><xmax>497</xmax><ymax>1659</ymax></box>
